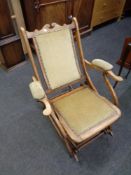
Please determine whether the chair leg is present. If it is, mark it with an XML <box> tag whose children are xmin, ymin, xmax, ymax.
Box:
<box><xmin>74</xmin><ymin>152</ymin><xmax>79</xmax><ymax>162</ymax></box>
<box><xmin>125</xmin><ymin>69</ymin><xmax>131</xmax><ymax>79</ymax></box>
<box><xmin>113</xmin><ymin>81</ymin><xmax>118</xmax><ymax>89</ymax></box>
<box><xmin>113</xmin><ymin>65</ymin><xmax>124</xmax><ymax>88</ymax></box>
<box><xmin>64</xmin><ymin>138</ymin><xmax>79</xmax><ymax>161</ymax></box>
<box><xmin>104</xmin><ymin>126</ymin><xmax>113</xmax><ymax>136</ymax></box>
<box><xmin>108</xmin><ymin>126</ymin><xmax>113</xmax><ymax>136</ymax></box>
<box><xmin>50</xmin><ymin>115</ymin><xmax>79</xmax><ymax>161</ymax></box>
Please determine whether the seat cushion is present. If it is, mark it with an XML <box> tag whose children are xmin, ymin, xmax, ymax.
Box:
<box><xmin>53</xmin><ymin>87</ymin><xmax>121</xmax><ymax>142</ymax></box>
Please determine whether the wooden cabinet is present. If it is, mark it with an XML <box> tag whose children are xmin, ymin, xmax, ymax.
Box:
<box><xmin>20</xmin><ymin>0</ymin><xmax>94</xmax><ymax>34</ymax></box>
<box><xmin>0</xmin><ymin>0</ymin><xmax>26</xmax><ymax>69</ymax></box>
<box><xmin>117</xmin><ymin>37</ymin><xmax>131</xmax><ymax>69</ymax></box>
<box><xmin>1</xmin><ymin>40</ymin><xmax>25</xmax><ymax>68</ymax></box>
<box><xmin>124</xmin><ymin>0</ymin><xmax>131</xmax><ymax>12</ymax></box>
<box><xmin>21</xmin><ymin>0</ymin><xmax>72</xmax><ymax>31</ymax></box>
<box><xmin>73</xmin><ymin>0</ymin><xmax>94</xmax><ymax>33</ymax></box>
<box><xmin>91</xmin><ymin>0</ymin><xmax>126</xmax><ymax>28</ymax></box>
<box><xmin>0</xmin><ymin>0</ymin><xmax>15</xmax><ymax>39</ymax></box>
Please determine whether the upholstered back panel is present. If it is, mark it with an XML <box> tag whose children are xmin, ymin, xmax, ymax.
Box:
<box><xmin>34</xmin><ymin>28</ymin><xmax>81</xmax><ymax>89</ymax></box>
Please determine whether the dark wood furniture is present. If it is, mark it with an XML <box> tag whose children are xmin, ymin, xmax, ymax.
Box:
<box><xmin>0</xmin><ymin>0</ymin><xmax>26</xmax><ymax>69</ymax></box>
<box><xmin>124</xmin><ymin>0</ymin><xmax>131</xmax><ymax>12</ymax></box>
<box><xmin>20</xmin><ymin>0</ymin><xmax>94</xmax><ymax>34</ymax></box>
<box><xmin>114</xmin><ymin>37</ymin><xmax>131</xmax><ymax>88</ymax></box>
<box><xmin>117</xmin><ymin>38</ymin><xmax>131</xmax><ymax>69</ymax></box>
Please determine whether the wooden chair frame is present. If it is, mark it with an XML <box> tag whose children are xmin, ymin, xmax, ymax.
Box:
<box><xmin>21</xmin><ymin>17</ymin><xmax>122</xmax><ymax>161</ymax></box>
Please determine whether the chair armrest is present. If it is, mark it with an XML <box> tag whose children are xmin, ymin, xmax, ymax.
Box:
<box><xmin>84</xmin><ymin>59</ymin><xmax>123</xmax><ymax>106</ymax></box>
<box><xmin>106</xmin><ymin>70</ymin><xmax>123</xmax><ymax>82</ymax></box>
<box><xmin>92</xmin><ymin>59</ymin><xmax>113</xmax><ymax>71</ymax></box>
<box><xmin>29</xmin><ymin>79</ymin><xmax>45</xmax><ymax>100</ymax></box>
<box><xmin>39</xmin><ymin>98</ymin><xmax>52</xmax><ymax>116</ymax></box>
<box><xmin>85</xmin><ymin>59</ymin><xmax>123</xmax><ymax>82</ymax></box>
<box><xmin>29</xmin><ymin>76</ymin><xmax>52</xmax><ymax>116</ymax></box>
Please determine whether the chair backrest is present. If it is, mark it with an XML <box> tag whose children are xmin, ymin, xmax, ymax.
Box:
<box><xmin>33</xmin><ymin>25</ymin><xmax>81</xmax><ymax>89</ymax></box>
<box><xmin>21</xmin><ymin>18</ymin><xmax>96</xmax><ymax>96</ymax></box>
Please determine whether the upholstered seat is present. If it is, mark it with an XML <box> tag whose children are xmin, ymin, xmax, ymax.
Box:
<box><xmin>53</xmin><ymin>87</ymin><xmax>121</xmax><ymax>143</ymax></box>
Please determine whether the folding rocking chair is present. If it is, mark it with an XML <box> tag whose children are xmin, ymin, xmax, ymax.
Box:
<box><xmin>21</xmin><ymin>17</ymin><xmax>123</xmax><ymax>161</ymax></box>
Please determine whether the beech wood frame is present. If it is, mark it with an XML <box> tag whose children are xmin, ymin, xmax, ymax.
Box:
<box><xmin>20</xmin><ymin>17</ymin><xmax>122</xmax><ymax>161</ymax></box>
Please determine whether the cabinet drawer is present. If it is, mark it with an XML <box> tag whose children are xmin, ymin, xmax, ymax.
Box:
<box><xmin>92</xmin><ymin>8</ymin><xmax>120</xmax><ymax>27</ymax></box>
<box><xmin>94</xmin><ymin>0</ymin><xmax>113</xmax><ymax>12</ymax></box>
<box><xmin>1</xmin><ymin>40</ymin><xmax>25</xmax><ymax>68</ymax></box>
<box><xmin>94</xmin><ymin>0</ymin><xmax>125</xmax><ymax>13</ymax></box>
<box><xmin>112</xmin><ymin>0</ymin><xmax>125</xmax><ymax>9</ymax></box>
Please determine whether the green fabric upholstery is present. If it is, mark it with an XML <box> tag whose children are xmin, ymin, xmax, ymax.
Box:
<box><xmin>34</xmin><ymin>28</ymin><xmax>81</xmax><ymax>89</ymax></box>
<box><xmin>53</xmin><ymin>88</ymin><xmax>121</xmax><ymax>142</ymax></box>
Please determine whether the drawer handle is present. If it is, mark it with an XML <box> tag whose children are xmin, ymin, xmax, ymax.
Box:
<box><xmin>11</xmin><ymin>15</ymin><xmax>16</xmax><ymax>19</ymax></box>
<box><xmin>103</xmin><ymin>3</ymin><xmax>107</xmax><ymax>7</ymax></box>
